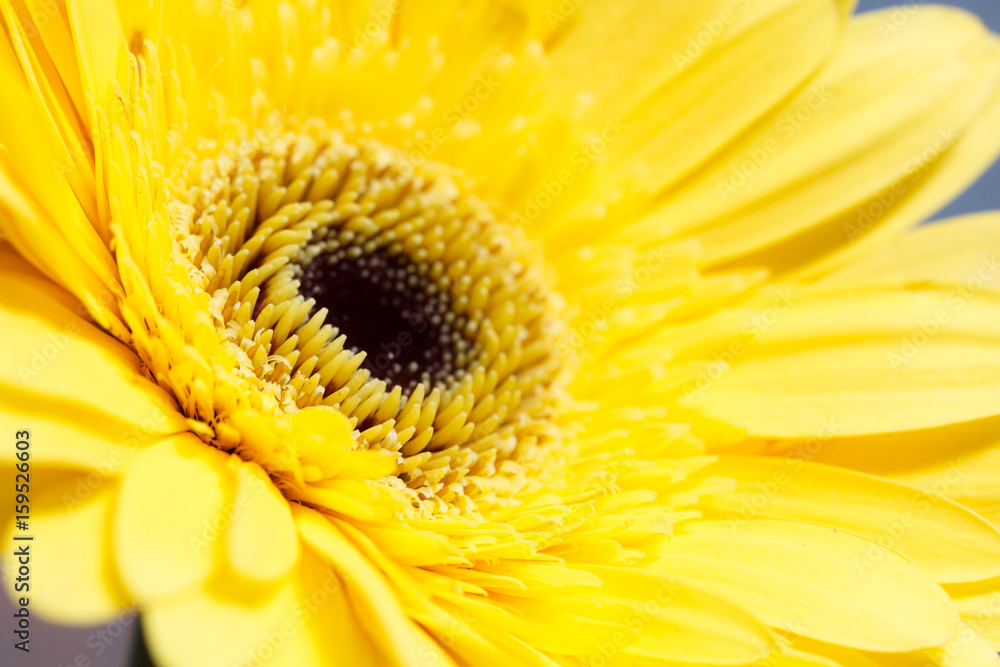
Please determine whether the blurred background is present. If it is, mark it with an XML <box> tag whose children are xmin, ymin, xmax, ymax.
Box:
<box><xmin>3</xmin><ymin>1</ymin><xmax>998</xmax><ymax>666</ymax></box>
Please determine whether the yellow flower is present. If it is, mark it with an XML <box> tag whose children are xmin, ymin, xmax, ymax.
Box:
<box><xmin>3</xmin><ymin>0</ymin><xmax>1000</xmax><ymax>665</ymax></box>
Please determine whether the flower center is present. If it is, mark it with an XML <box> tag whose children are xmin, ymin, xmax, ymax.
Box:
<box><xmin>297</xmin><ymin>243</ymin><xmax>473</xmax><ymax>395</ymax></box>
<box><xmin>156</xmin><ymin>118</ymin><xmax>571</xmax><ymax>517</ymax></box>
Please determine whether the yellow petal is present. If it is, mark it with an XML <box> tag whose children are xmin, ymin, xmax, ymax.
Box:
<box><xmin>795</xmin><ymin>415</ymin><xmax>1000</xmax><ymax>529</ymax></box>
<box><xmin>631</xmin><ymin>4</ymin><xmax>1000</xmax><ymax>275</ymax></box>
<box><xmin>821</xmin><ymin>211</ymin><xmax>1000</xmax><ymax>290</ymax></box>
<box><xmin>685</xmin><ymin>286</ymin><xmax>1000</xmax><ymax>437</ymax></box>
<box><xmin>1</xmin><ymin>466</ymin><xmax>129</xmax><ymax>624</ymax></box>
<box><xmin>224</xmin><ymin>460</ymin><xmax>298</xmax><ymax>585</ymax></box>
<box><xmin>0</xmin><ymin>254</ymin><xmax>183</xmax><ymax>486</ymax></box>
<box><xmin>801</xmin><ymin>77</ymin><xmax>1000</xmax><ymax>282</ymax></box>
<box><xmin>294</xmin><ymin>544</ymin><xmax>385</xmax><ymax>667</ymax></box>
<box><xmin>582</xmin><ymin>565</ymin><xmax>776</xmax><ymax>665</ymax></box>
<box><xmin>792</xmin><ymin>635</ymin><xmax>1000</xmax><ymax>667</ymax></box>
<box><xmin>65</xmin><ymin>0</ymin><xmax>125</xmax><ymax>119</ymax></box>
<box><xmin>544</xmin><ymin>0</ymin><xmax>841</xmax><ymax>187</ymax></box>
<box><xmin>765</xmin><ymin>647</ymin><xmax>843</xmax><ymax>667</ymax></box>
<box><xmin>925</xmin><ymin>628</ymin><xmax>1000</xmax><ymax>667</ymax></box>
<box><xmin>0</xmin><ymin>43</ymin><xmax>125</xmax><ymax>330</ymax></box>
<box><xmin>655</xmin><ymin>520</ymin><xmax>961</xmax><ymax>652</ymax></box>
<box><xmin>290</xmin><ymin>407</ymin><xmax>398</xmax><ymax>480</ymax></box>
<box><xmin>536</xmin><ymin>0</ymin><xmax>843</xmax><ymax>250</ymax></box>
<box><xmin>294</xmin><ymin>506</ymin><xmax>453</xmax><ymax>667</ymax></box>
<box><xmin>0</xmin><ymin>392</ymin><xmax>140</xmax><ymax>472</ymax></box>
<box><xmin>0</xmin><ymin>248</ymin><xmax>186</xmax><ymax>437</ymax></box>
<box><xmin>143</xmin><ymin>546</ymin><xmax>378</xmax><ymax>667</ymax></box>
<box><xmin>114</xmin><ymin>434</ymin><xmax>233</xmax><ymax>604</ymax></box>
<box><xmin>695</xmin><ymin>456</ymin><xmax>1000</xmax><ymax>583</ymax></box>
<box><xmin>869</xmin><ymin>627</ymin><xmax>1000</xmax><ymax>667</ymax></box>
<box><xmin>945</xmin><ymin>578</ymin><xmax>1000</xmax><ymax>650</ymax></box>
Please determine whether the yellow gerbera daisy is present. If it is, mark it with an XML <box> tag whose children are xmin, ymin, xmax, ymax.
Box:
<box><xmin>3</xmin><ymin>0</ymin><xmax>1000</xmax><ymax>665</ymax></box>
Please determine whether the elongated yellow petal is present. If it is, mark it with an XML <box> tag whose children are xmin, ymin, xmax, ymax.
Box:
<box><xmin>945</xmin><ymin>578</ymin><xmax>1000</xmax><ymax>650</ymax></box>
<box><xmin>0</xmin><ymin>248</ymin><xmax>185</xmax><ymax>439</ymax></box>
<box><xmin>655</xmin><ymin>520</ymin><xmax>960</xmax><ymax>652</ymax></box>
<box><xmin>65</xmin><ymin>0</ymin><xmax>125</xmax><ymax>118</ymax></box>
<box><xmin>542</xmin><ymin>0</ymin><xmax>841</xmax><ymax>185</ymax></box>
<box><xmin>869</xmin><ymin>627</ymin><xmax>1000</xmax><ymax>667</ymax></box>
<box><xmin>792</xmin><ymin>635</ymin><xmax>1000</xmax><ymax>667</ymax></box>
<box><xmin>821</xmin><ymin>212</ymin><xmax>1000</xmax><ymax>289</ymax></box>
<box><xmin>926</xmin><ymin>628</ymin><xmax>1000</xmax><ymax>667</ymax></box>
<box><xmin>0</xmin><ymin>396</ymin><xmax>138</xmax><ymax>471</ymax></box>
<box><xmin>536</xmin><ymin>0</ymin><xmax>843</xmax><ymax>251</ymax></box>
<box><xmin>295</xmin><ymin>506</ymin><xmax>453</xmax><ymax>667</ymax></box>
<box><xmin>581</xmin><ymin>565</ymin><xmax>776</xmax><ymax>665</ymax></box>
<box><xmin>685</xmin><ymin>286</ymin><xmax>1000</xmax><ymax>437</ymax></box>
<box><xmin>693</xmin><ymin>456</ymin><xmax>1000</xmax><ymax>583</ymax></box>
<box><xmin>0</xmin><ymin>27</ymin><xmax>126</xmax><ymax>330</ymax></box>
<box><xmin>630</xmin><ymin>5</ymin><xmax>1000</xmax><ymax>275</ymax></box>
<box><xmin>800</xmin><ymin>84</ymin><xmax>1000</xmax><ymax>281</ymax></box>
<box><xmin>788</xmin><ymin>415</ymin><xmax>1000</xmax><ymax>530</ymax></box>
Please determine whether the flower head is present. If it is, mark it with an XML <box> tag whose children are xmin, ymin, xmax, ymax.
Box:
<box><xmin>3</xmin><ymin>1</ymin><xmax>1000</xmax><ymax>666</ymax></box>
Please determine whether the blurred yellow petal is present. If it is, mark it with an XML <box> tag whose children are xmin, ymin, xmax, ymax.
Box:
<box><xmin>295</xmin><ymin>506</ymin><xmax>453</xmax><ymax>667</ymax></box>
<box><xmin>693</xmin><ymin>456</ymin><xmax>1000</xmax><ymax>583</ymax></box>
<box><xmin>0</xmin><ymin>246</ymin><xmax>185</xmax><ymax>435</ymax></box>
<box><xmin>1</xmin><ymin>468</ymin><xmax>128</xmax><ymax>624</ymax></box>
<box><xmin>631</xmin><ymin>5</ymin><xmax>1000</xmax><ymax>275</ymax></box>
<box><xmin>821</xmin><ymin>211</ymin><xmax>1000</xmax><ymax>289</ymax></box>
<box><xmin>114</xmin><ymin>434</ymin><xmax>233</xmax><ymax>604</ymax></box>
<box><xmin>224</xmin><ymin>461</ymin><xmax>298</xmax><ymax>585</ymax></box>
<box><xmin>686</xmin><ymin>286</ymin><xmax>1000</xmax><ymax>436</ymax></box>
<box><xmin>581</xmin><ymin>565</ymin><xmax>776</xmax><ymax>665</ymax></box>
<box><xmin>944</xmin><ymin>578</ymin><xmax>1000</xmax><ymax>650</ymax></box>
<box><xmin>656</xmin><ymin>520</ymin><xmax>960</xmax><ymax>651</ymax></box>
<box><xmin>143</xmin><ymin>547</ymin><xmax>370</xmax><ymax>667</ymax></box>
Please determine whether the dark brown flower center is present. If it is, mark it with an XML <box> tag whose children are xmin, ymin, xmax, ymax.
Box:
<box><xmin>298</xmin><ymin>246</ymin><xmax>473</xmax><ymax>394</ymax></box>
